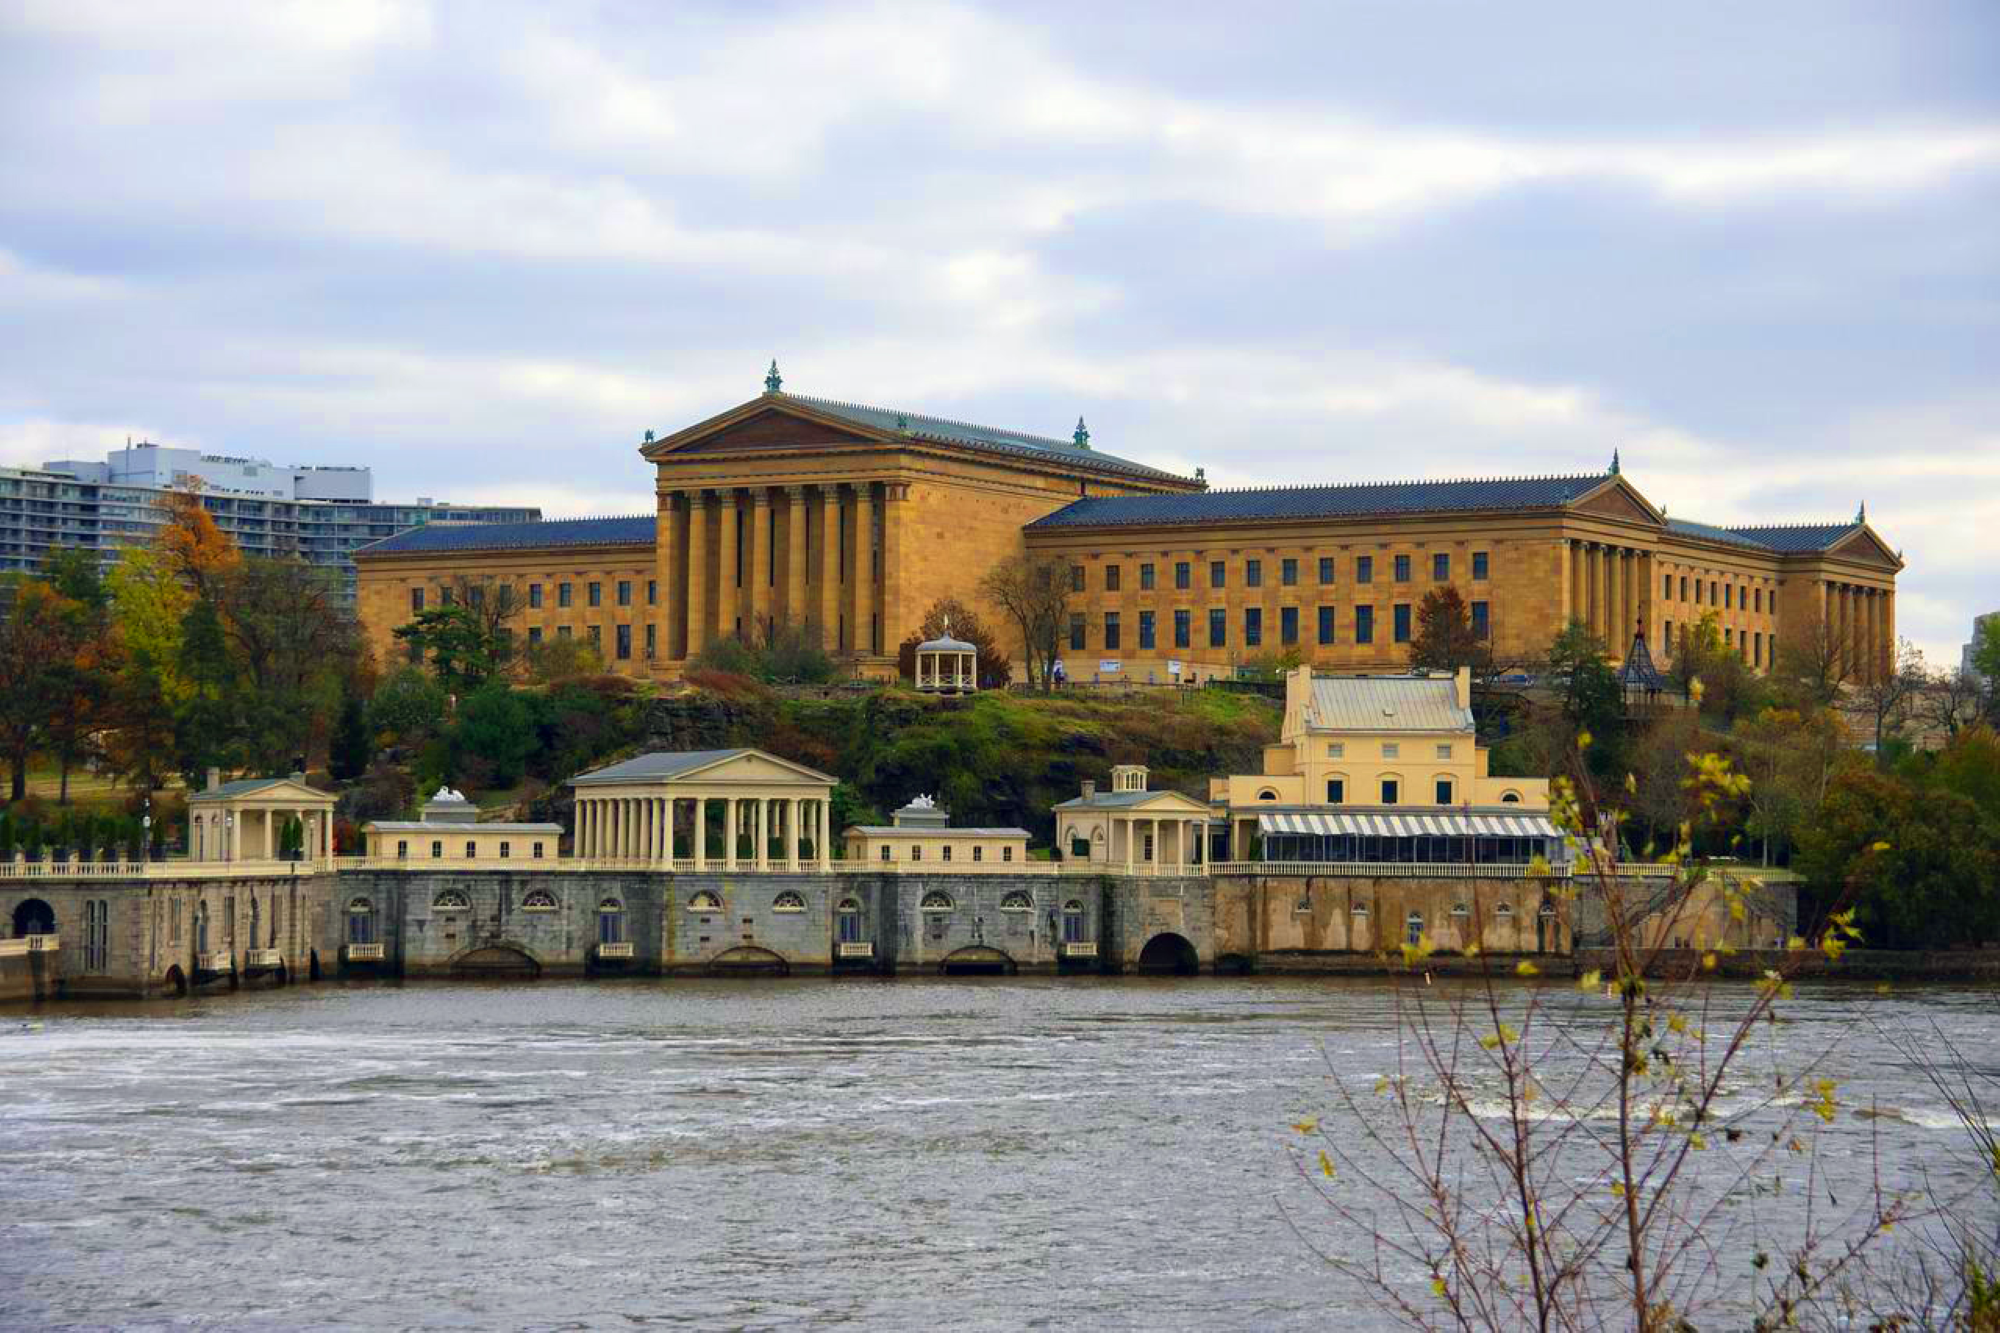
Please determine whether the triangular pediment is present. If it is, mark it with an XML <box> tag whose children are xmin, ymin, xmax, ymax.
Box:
<box><xmin>1570</xmin><ymin>475</ymin><xmax>1665</xmax><ymax>526</ymax></box>
<box><xmin>692</xmin><ymin>750</ymin><xmax>839</xmax><ymax>786</ymax></box>
<box><xmin>190</xmin><ymin>777</ymin><xmax>333</xmax><ymax>806</ymax></box>
<box><xmin>642</xmin><ymin>398</ymin><xmax>885</xmax><ymax>460</ymax></box>
<box><xmin>1827</xmin><ymin>525</ymin><xmax>1903</xmax><ymax>569</ymax></box>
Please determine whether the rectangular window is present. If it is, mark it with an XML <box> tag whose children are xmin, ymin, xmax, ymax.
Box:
<box><xmin>397</xmin><ymin>840</ymin><xmax>408</xmax><ymax>859</ymax></box>
<box><xmin>1725</xmin><ymin>585</ymin><xmax>1733</xmax><ymax>610</ymax></box>
<box><xmin>1208</xmin><ymin>608</ymin><xmax>1226</xmax><ymax>647</ymax></box>
<box><xmin>533</xmin><ymin>842</ymin><xmax>544</xmax><ymax>859</ymax></box>
<box><xmin>1328</xmin><ymin>743</ymin><xmax>1345</xmax><ymax>759</ymax></box>
<box><xmin>1664</xmin><ymin>619</ymin><xmax>1674</xmax><ymax>653</ymax></box>
<box><xmin>1103</xmin><ymin>612</ymin><xmax>1120</xmax><ymax>651</ymax></box>
<box><xmin>1355</xmin><ymin>605</ymin><xmax>1374</xmax><ymax>643</ymax></box>
<box><xmin>1281</xmin><ymin>558</ymin><xmax>1297</xmax><ymax>586</ymax></box>
<box><xmin>1318</xmin><ymin>605</ymin><xmax>1335</xmax><ymax>644</ymax></box>
<box><xmin>558</xmin><ymin>582</ymin><xmax>573</xmax><ymax>608</ymax></box>
<box><xmin>1104</xmin><ymin>565</ymin><xmax>1120</xmax><ymax>591</ymax></box>
<box><xmin>1244</xmin><ymin>607</ymin><xmax>1262</xmax><ymax>647</ymax></box>
<box><xmin>1069</xmin><ymin>613</ymin><xmax>1086</xmax><ymax>651</ymax></box>
<box><xmin>1326</xmin><ymin>778</ymin><xmax>1344</xmax><ymax>803</ymax></box>
<box><xmin>1318</xmin><ymin>556</ymin><xmax>1335</xmax><ymax>584</ymax></box>
<box><xmin>410</xmin><ymin>587</ymin><xmax>424</xmax><ymax>613</ymax></box>
<box><xmin>1432</xmin><ymin>552</ymin><xmax>1449</xmax><ymax>582</ymax></box>
<box><xmin>1471</xmin><ymin>601</ymin><xmax>1489</xmax><ymax>638</ymax></box>
<box><xmin>1003</xmin><ymin>846</ymin><xmax>1013</xmax><ymax>862</ymax></box>
<box><xmin>1681</xmin><ymin>575</ymin><xmax>1689</xmax><ymax>601</ymax></box>
<box><xmin>1710</xmin><ymin>581</ymin><xmax>1718</xmax><ymax>604</ymax></box>
<box><xmin>528</xmin><ymin>627</ymin><xmax>543</xmax><ymax>645</ymax></box>
<box><xmin>911</xmin><ymin>846</ymin><xmax>922</xmax><ymax>862</ymax></box>
<box><xmin>588</xmin><ymin>582</ymin><xmax>602</xmax><ymax>607</ymax></box>
<box><xmin>1383</xmin><ymin>742</ymin><xmax>1399</xmax><ymax>759</ymax></box>
<box><xmin>880</xmin><ymin>845</ymin><xmax>891</xmax><ymax>861</ymax></box>
<box><xmin>528</xmin><ymin>583</ymin><xmax>543</xmax><ymax>609</ymax></box>
<box><xmin>432</xmin><ymin>840</ymin><xmax>443</xmax><ymax>859</ymax></box>
<box><xmin>645</xmin><ymin>624</ymin><xmax>656</xmax><ymax>659</ymax></box>
<box><xmin>1210</xmin><ymin>560</ymin><xmax>1226</xmax><ymax>588</ymax></box>
<box><xmin>1393</xmin><ymin>603</ymin><xmax>1412</xmax><ymax>643</ymax></box>
<box><xmin>1472</xmin><ymin>551</ymin><xmax>1489</xmax><ymax>580</ymax></box>
<box><xmin>1770</xmin><ymin>590</ymin><xmax>1778</xmax><ymax>615</ymax></box>
<box><xmin>440</xmin><ymin>586</ymin><xmax>454</xmax><ymax>607</ymax></box>
<box><xmin>1280</xmin><ymin>606</ymin><xmax>1298</xmax><ymax>645</ymax></box>
<box><xmin>1138</xmin><ymin>610</ymin><xmax>1156</xmax><ymax>650</ymax></box>
<box><xmin>1754</xmin><ymin>588</ymin><xmax>1762</xmax><ymax>613</ymax></box>
<box><xmin>467</xmin><ymin>586</ymin><xmax>484</xmax><ymax>611</ymax></box>
<box><xmin>1724</xmin><ymin>627</ymin><xmax>1733</xmax><ymax>646</ymax></box>
<box><xmin>647</xmin><ymin>580</ymin><xmax>657</xmax><ymax>606</ymax></box>
<box><xmin>1174</xmin><ymin>609</ymin><xmax>1191</xmax><ymax>648</ymax></box>
<box><xmin>1245</xmin><ymin>558</ymin><xmax>1262</xmax><ymax>588</ymax></box>
<box><xmin>1437</xmin><ymin>743</ymin><xmax>1454</xmax><ymax>759</ymax></box>
<box><xmin>616</xmin><ymin>624</ymin><xmax>632</xmax><ymax>660</ymax></box>
<box><xmin>617</xmin><ymin>580</ymin><xmax>631</xmax><ymax>607</ymax></box>
<box><xmin>557</xmin><ymin>625</ymin><xmax>572</xmax><ymax>639</ymax></box>
<box><xmin>465</xmin><ymin>840</ymin><xmax>477</xmax><ymax>859</ymax></box>
<box><xmin>1394</xmin><ymin>554</ymin><xmax>1411</xmax><ymax>582</ymax></box>
<box><xmin>1175</xmin><ymin>561</ymin><xmax>1191</xmax><ymax>590</ymax></box>
<box><xmin>1381</xmin><ymin>779</ymin><xmax>1399</xmax><ymax>804</ymax></box>
<box><xmin>1139</xmin><ymin>562</ymin><xmax>1155</xmax><ymax>590</ymax></box>
<box><xmin>942</xmin><ymin>846</ymin><xmax>952</xmax><ymax>862</ymax></box>
<box><xmin>1356</xmin><ymin>556</ymin><xmax>1373</xmax><ymax>584</ymax></box>
<box><xmin>499</xmin><ymin>841</ymin><xmax>510</xmax><ymax>859</ymax></box>
<box><xmin>1662</xmin><ymin>573</ymin><xmax>1672</xmax><ymax>600</ymax></box>
<box><xmin>1435</xmin><ymin>780</ymin><xmax>1453</xmax><ymax>805</ymax></box>
<box><xmin>1071</xmin><ymin>565</ymin><xmax>1085</xmax><ymax>592</ymax></box>
<box><xmin>1754</xmin><ymin>631</ymin><xmax>1763</xmax><ymax>666</ymax></box>
<box><xmin>588</xmin><ymin>625</ymin><xmax>601</xmax><ymax>645</ymax></box>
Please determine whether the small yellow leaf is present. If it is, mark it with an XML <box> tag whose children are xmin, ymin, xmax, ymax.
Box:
<box><xmin>1577</xmin><ymin>968</ymin><xmax>1602</xmax><ymax>992</ymax></box>
<box><xmin>1291</xmin><ymin>1119</ymin><xmax>1319</xmax><ymax>1135</ymax></box>
<box><xmin>1869</xmin><ymin>841</ymin><xmax>1892</xmax><ymax>853</ymax></box>
<box><xmin>1611</xmin><ymin>1180</ymin><xmax>1626</xmax><ymax>1198</ymax></box>
<box><xmin>1431</xmin><ymin>1276</ymin><xmax>1447</xmax><ymax>1298</ymax></box>
<box><xmin>1701</xmin><ymin>952</ymin><xmax>1718</xmax><ymax>971</ymax></box>
<box><xmin>1319</xmin><ymin>1150</ymin><xmax>1336</xmax><ymax>1179</ymax></box>
<box><xmin>1515</xmin><ymin>960</ymin><xmax>1540</xmax><ymax>978</ymax></box>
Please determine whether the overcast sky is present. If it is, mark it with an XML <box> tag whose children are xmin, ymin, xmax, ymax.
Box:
<box><xmin>2</xmin><ymin>1</ymin><xmax>1994</xmax><ymax>663</ymax></box>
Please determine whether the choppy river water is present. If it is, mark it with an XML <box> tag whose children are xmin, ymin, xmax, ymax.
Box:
<box><xmin>1</xmin><ymin>976</ymin><xmax>1995</xmax><ymax>1330</ymax></box>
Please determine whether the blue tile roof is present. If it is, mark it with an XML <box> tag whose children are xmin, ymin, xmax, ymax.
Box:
<box><xmin>1665</xmin><ymin>518</ymin><xmax>1771</xmax><ymax>550</ymax></box>
<box><xmin>1026</xmin><ymin>472</ymin><xmax>1613</xmax><ymax>529</ymax></box>
<box><xmin>785</xmin><ymin>393</ymin><xmax>1188</xmax><ymax>483</ymax></box>
<box><xmin>1723</xmin><ymin>523</ymin><xmax>1861</xmax><ymax>553</ymax></box>
<box><xmin>355</xmin><ymin>515</ymin><xmax>655</xmax><ymax>557</ymax></box>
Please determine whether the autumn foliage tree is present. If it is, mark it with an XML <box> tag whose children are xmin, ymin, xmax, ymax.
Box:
<box><xmin>1409</xmin><ymin>585</ymin><xmax>1489</xmax><ymax>675</ymax></box>
<box><xmin>896</xmin><ymin>597</ymin><xmax>1013</xmax><ymax>689</ymax></box>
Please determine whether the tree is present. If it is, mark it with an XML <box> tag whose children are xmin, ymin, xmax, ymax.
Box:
<box><xmin>449</xmin><ymin>683</ymin><xmax>536</xmax><ymax>789</ymax></box>
<box><xmin>521</xmin><ymin>635</ymin><xmax>603</xmax><ymax>685</ymax></box>
<box><xmin>329</xmin><ymin>688</ymin><xmax>372</xmax><ymax>781</ymax></box>
<box><xmin>1409</xmin><ymin>585</ymin><xmax>1489</xmax><ymax>674</ymax></box>
<box><xmin>1734</xmin><ymin>706</ymin><xmax>1850</xmax><ymax>865</ymax></box>
<box><xmin>1846</xmin><ymin>637</ymin><xmax>1925</xmax><ymax>764</ymax></box>
<box><xmin>1973</xmin><ymin>616</ymin><xmax>2000</xmax><ymax>684</ymax></box>
<box><xmin>1919</xmin><ymin>666</ymin><xmax>1989</xmax><ymax>740</ymax></box>
<box><xmin>1545</xmin><ymin>620</ymin><xmax>1628</xmax><ymax>782</ymax></box>
<box><xmin>216</xmin><ymin>558</ymin><xmax>355</xmax><ymax>771</ymax></box>
<box><xmin>394</xmin><ymin>604</ymin><xmax>511</xmax><ymax>693</ymax></box>
<box><xmin>1772</xmin><ymin>610</ymin><xmax>1852</xmax><ymax>709</ymax></box>
<box><xmin>896</xmin><ymin>597</ymin><xmax>1014</xmax><ymax>689</ymax></box>
<box><xmin>367</xmin><ymin>666</ymin><xmax>448</xmax><ymax>750</ymax></box>
<box><xmin>99</xmin><ymin>548</ymin><xmax>195</xmax><ymax>791</ymax></box>
<box><xmin>978</xmin><ymin>552</ymin><xmax>1072</xmax><ymax>690</ymax></box>
<box><xmin>173</xmin><ymin>597</ymin><xmax>240</xmax><ymax>784</ymax></box>
<box><xmin>36</xmin><ymin>549</ymin><xmax>113</xmax><ymax>803</ymax></box>
<box><xmin>0</xmin><ymin>579</ymin><xmax>75</xmax><ymax>800</ymax></box>
<box><xmin>155</xmin><ymin>479</ymin><xmax>239</xmax><ymax>597</ymax></box>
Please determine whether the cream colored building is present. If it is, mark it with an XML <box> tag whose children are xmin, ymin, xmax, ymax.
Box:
<box><xmin>362</xmin><ymin>787</ymin><xmax>562</xmax><ymax>865</ymax></box>
<box><xmin>570</xmin><ymin>748</ymin><xmax>838</xmax><ymax>870</ymax></box>
<box><xmin>842</xmin><ymin>795</ymin><xmax>1031</xmax><ymax>869</ymax></box>
<box><xmin>1052</xmin><ymin>765</ymin><xmax>1213</xmax><ymax>873</ymax></box>
<box><xmin>187</xmin><ymin>771</ymin><xmax>336</xmax><ymax>867</ymax></box>
<box><xmin>1212</xmin><ymin>666</ymin><xmax>1560</xmax><ymax>868</ymax></box>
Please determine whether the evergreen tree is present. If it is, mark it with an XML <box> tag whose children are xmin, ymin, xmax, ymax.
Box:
<box><xmin>329</xmin><ymin>688</ymin><xmax>372</xmax><ymax>781</ymax></box>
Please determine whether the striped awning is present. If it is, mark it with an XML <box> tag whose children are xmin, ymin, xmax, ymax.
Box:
<box><xmin>1257</xmin><ymin>810</ymin><xmax>1562</xmax><ymax>839</ymax></box>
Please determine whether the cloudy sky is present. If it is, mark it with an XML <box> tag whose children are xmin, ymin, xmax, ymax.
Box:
<box><xmin>2</xmin><ymin>1</ymin><xmax>1994</xmax><ymax>662</ymax></box>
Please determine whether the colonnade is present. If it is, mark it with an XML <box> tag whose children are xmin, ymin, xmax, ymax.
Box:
<box><xmin>1565</xmin><ymin>539</ymin><xmax>1649</xmax><ymax>659</ymax></box>
<box><xmin>189</xmin><ymin>809</ymin><xmax>332</xmax><ymax>865</ymax></box>
<box><xmin>660</xmin><ymin>480</ymin><xmax>907</xmax><ymax>663</ymax></box>
<box><xmin>1821</xmin><ymin>580</ymin><xmax>1894</xmax><ymax>684</ymax></box>
<box><xmin>574</xmin><ymin>792</ymin><xmax>835</xmax><ymax>871</ymax></box>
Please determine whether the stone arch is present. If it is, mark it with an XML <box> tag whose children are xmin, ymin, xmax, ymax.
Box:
<box><xmin>939</xmin><ymin>945</ymin><xmax>1015</xmax><ymax>976</ymax></box>
<box><xmin>709</xmin><ymin>945</ymin><xmax>789</xmax><ymax>976</ymax></box>
<box><xmin>1137</xmin><ymin>932</ymin><xmax>1199</xmax><ymax>975</ymax></box>
<box><xmin>448</xmin><ymin>942</ymin><xmax>541</xmax><ymax>978</ymax></box>
<box><xmin>162</xmin><ymin>964</ymin><xmax>188</xmax><ymax>997</ymax></box>
<box><xmin>11</xmin><ymin>898</ymin><xmax>55</xmax><ymax>937</ymax></box>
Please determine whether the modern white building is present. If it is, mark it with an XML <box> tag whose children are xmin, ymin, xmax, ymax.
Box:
<box><xmin>45</xmin><ymin>440</ymin><xmax>373</xmax><ymax>502</ymax></box>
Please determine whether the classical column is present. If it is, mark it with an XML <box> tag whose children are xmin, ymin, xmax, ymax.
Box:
<box><xmin>747</xmin><ymin>488</ymin><xmax>771</xmax><ymax>642</ymax></box>
<box><xmin>1124</xmin><ymin>816</ymin><xmax>1136</xmax><ymax>872</ymax></box>
<box><xmin>786</xmin><ymin>797</ymin><xmax>801</xmax><ymax>867</ymax></box>
<box><xmin>664</xmin><ymin>798</ymin><xmax>677</xmax><ymax>864</ymax></box>
<box><xmin>755</xmin><ymin>799</ymin><xmax>768</xmax><ymax>870</ymax></box>
<box><xmin>880</xmin><ymin>483</ymin><xmax>907</xmax><ymax>661</ymax></box>
<box><xmin>1584</xmin><ymin>544</ymin><xmax>1601</xmax><ymax>639</ymax></box>
<box><xmin>816</xmin><ymin>485</ymin><xmax>841</xmax><ymax>650</ymax></box>
<box><xmin>846</xmin><ymin>482</ymin><xmax>873</xmax><ymax>656</ymax></box>
<box><xmin>655</xmin><ymin>492</ymin><xmax>676</xmax><ymax>667</ymax></box>
<box><xmin>716</xmin><ymin>489</ymin><xmax>740</xmax><ymax>644</ymax></box>
<box><xmin>784</xmin><ymin>487</ymin><xmax>809</xmax><ymax>629</ymax></box>
<box><xmin>818</xmin><ymin>799</ymin><xmax>832</xmax><ymax>871</ymax></box>
<box><xmin>721</xmin><ymin>797</ymin><xmax>737</xmax><ymax>870</ymax></box>
<box><xmin>685</xmin><ymin>491</ymin><xmax>710</xmax><ymax>659</ymax></box>
<box><xmin>1622</xmin><ymin>549</ymin><xmax>1638</xmax><ymax>652</ymax></box>
<box><xmin>694</xmin><ymin>797</ymin><xmax>708</xmax><ymax>871</ymax></box>
<box><xmin>1567</xmin><ymin>540</ymin><xmax>1583</xmax><ymax>627</ymax></box>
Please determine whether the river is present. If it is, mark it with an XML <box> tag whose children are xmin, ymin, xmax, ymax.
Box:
<box><xmin>1</xmin><ymin>976</ymin><xmax>1995</xmax><ymax>1330</ymax></box>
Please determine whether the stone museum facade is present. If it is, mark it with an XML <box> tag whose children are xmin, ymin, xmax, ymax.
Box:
<box><xmin>347</xmin><ymin>369</ymin><xmax>1902</xmax><ymax>683</ymax></box>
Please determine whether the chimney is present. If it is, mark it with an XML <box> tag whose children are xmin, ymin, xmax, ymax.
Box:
<box><xmin>1081</xmin><ymin>780</ymin><xmax>1097</xmax><ymax>800</ymax></box>
<box><xmin>206</xmin><ymin>767</ymin><xmax>220</xmax><ymax>792</ymax></box>
<box><xmin>1455</xmin><ymin>665</ymin><xmax>1471</xmax><ymax>712</ymax></box>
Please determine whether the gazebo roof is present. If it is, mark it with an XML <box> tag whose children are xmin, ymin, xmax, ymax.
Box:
<box><xmin>917</xmin><ymin>634</ymin><xmax>976</xmax><ymax>652</ymax></box>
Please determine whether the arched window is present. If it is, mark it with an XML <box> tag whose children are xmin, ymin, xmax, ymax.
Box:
<box><xmin>1406</xmin><ymin>910</ymin><xmax>1424</xmax><ymax>947</ymax></box>
<box><xmin>919</xmin><ymin>891</ymin><xmax>955</xmax><ymax>913</ymax></box>
<box><xmin>347</xmin><ymin>896</ymin><xmax>375</xmax><ymax>945</ymax></box>
<box><xmin>1000</xmin><ymin>890</ymin><xmax>1034</xmax><ymax>912</ymax></box>
<box><xmin>1500</xmin><ymin>790</ymin><xmax>1523</xmax><ymax>804</ymax></box>
<box><xmin>433</xmin><ymin>890</ymin><xmax>470</xmax><ymax>912</ymax></box>
<box><xmin>836</xmin><ymin>898</ymin><xmax>862</xmax><ymax>944</ymax></box>
<box><xmin>522</xmin><ymin>890</ymin><xmax>558</xmax><ymax>912</ymax></box>
<box><xmin>772</xmin><ymin>891</ymin><xmax>807</xmax><ymax>913</ymax></box>
<box><xmin>598</xmin><ymin>897</ymin><xmax>624</xmax><ymax>945</ymax></box>
<box><xmin>1257</xmin><ymin>788</ymin><xmax>1279</xmax><ymax>802</ymax></box>
<box><xmin>1351</xmin><ymin>901</ymin><xmax>1369</xmax><ymax>918</ymax></box>
<box><xmin>1495</xmin><ymin>902</ymin><xmax>1514</xmax><ymax>918</ymax></box>
<box><xmin>688</xmin><ymin>890</ymin><xmax>723</xmax><ymax>912</ymax></box>
<box><xmin>1450</xmin><ymin>902</ymin><xmax>1469</xmax><ymax>918</ymax></box>
<box><xmin>1061</xmin><ymin>899</ymin><xmax>1085</xmax><ymax>943</ymax></box>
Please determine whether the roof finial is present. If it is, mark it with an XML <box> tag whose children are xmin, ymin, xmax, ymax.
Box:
<box><xmin>643</xmin><ymin>429</ymin><xmax>654</xmax><ymax>443</ymax></box>
<box><xmin>764</xmin><ymin>359</ymin><xmax>783</xmax><ymax>395</ymax></box>
<box><xmin>1073</xmin><ymin>416</ymin><xmax>1090</xmax><ymax>449</ymax></box>
<box><xmin>1610</xmin><ymin>448</ymin><xmax>1621</xmax><ymax>475</ymax></box>
<box><xmin>1855</xmin><ymin>500</ymin><xmax>1866</xmax><ymax>524</ymax></box>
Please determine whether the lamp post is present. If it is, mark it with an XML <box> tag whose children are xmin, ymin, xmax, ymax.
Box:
<box><xmin>223</xmin><ymin>812</ymin><xmax>233</xmax><ymax>864</ymax></box>
<box><xmin>142</xmin><ymin>793</ymin><xmax>152</xmax><ymax>866</ymax></box>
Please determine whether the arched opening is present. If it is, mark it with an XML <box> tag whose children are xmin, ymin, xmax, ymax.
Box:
<box><xmin>163</xmin><ymin>964</ymin><xmax>188</xmax><ymax>997</ymax></box>
<box><xmin>1214</xmin><ymin>952</ymin><xmax>1256</xmax><ymax>976</ymax></box>
<box><xmin>1137</xmin><ymin>932</ymin><xmax>1200</xmax><ymax>975</ymax></box>
<box><xmin>11</xmin><ymin>898</ymin><xmax>55</xmax><ymax>938</ymax></box>
<box><xmin>450</xmin><ymin>944</ymin><xmax>541</xmax><ymax>978</ymax></box>
<box><xmin>308</xmin><ymin>949</ymin><xmax>321</xmax><ymax>982</ymax></box>
<box><xmin>939</xmin><ymin>945</ymin><xmax>1015</xmax><ymax>976</ymax></box>
<box><xmin>597</xmin><ymin>898</ymin><xmax>624</xmax><ymax>945</ymax></box>
<box><xmin>835</xmin><ymin>898</ymin><xmax>863</xmax><ymax>944</ymax></box>
<box><xmin>347</xmin><ymin>897</ymin><xmax>376</xmax><ymax>945</ymax></box>
<box><xmin>771</xmin><ymin>891</ymin><xmax>807</xmax><ymax>913</ymax></box>
<box><xmin>709</xmin><ymin>945</ymin><xmax>790</xmax><ymax>976</ymax></box>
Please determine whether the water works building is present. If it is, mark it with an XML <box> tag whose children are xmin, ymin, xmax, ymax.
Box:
<box><xmin>352</xmin><ymin>366</ymin><xmax>1903</xmax><ymax>682</ymax></box>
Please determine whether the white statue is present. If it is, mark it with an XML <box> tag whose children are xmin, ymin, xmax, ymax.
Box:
<box><xmin>910</xmin><ymin>793</ymin><xmax>936</xmax><ymax>809</ymax></box>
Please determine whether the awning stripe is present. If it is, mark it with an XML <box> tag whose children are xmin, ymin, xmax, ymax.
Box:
<box><xmin>1258</xmin><ymin>811</ymin><xmax>1563</xmax><ymax>839</ymax></box>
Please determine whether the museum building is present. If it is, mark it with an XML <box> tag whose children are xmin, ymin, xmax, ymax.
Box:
<box><xmin>353</xmin><ymin>367</ymin><xmax>1903</xmax><ymax>682</ymax></box>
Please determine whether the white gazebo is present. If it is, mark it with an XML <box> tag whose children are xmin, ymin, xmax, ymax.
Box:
<box><xmin>570</xmin><ymin>748</ymin><xmax>839</xmax><ymax>871</ymax></box>
<box><xmin>914</xmin><ymin>625</ymin><xmax>978</xmax><ymax>694</ymax></box>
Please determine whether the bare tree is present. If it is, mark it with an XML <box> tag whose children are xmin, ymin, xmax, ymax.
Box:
<box><xmin>978</xmin><ymin>552</ymin><xmax>1073</xmax><ymax>690</ymax></box>
<box><xmin>1772</xmin><ymin>611</ymin><xmax>1852</xmax><ymax>708</ymax></box>
<box><xmin>1918</xmin><ymin>665</ymin><xmax>1989</xmax><ymax>740</ymax></box>
<box><xmin>1845</xmin><ymin>637</ymin><xmax>1926</xmax><ymax>762</ymax></box>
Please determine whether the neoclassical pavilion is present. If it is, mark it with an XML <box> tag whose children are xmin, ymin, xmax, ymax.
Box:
<box><xmin>1051</xmin><ymin>765</ymin><xmax>1212</xmax><ymax>873</ymax></box>
<box><xmin>187</xmin><ymin>772</ymin><xmax>338</xmax><ymax>867</ymax></box>
<box><xmin>570</xmin><ymin>748</ymin><xmax>839</xmax><ymax>870</ymax></box>
<box><xmin>913</xmin><ymin>626</ymin><xmax>978</xmax><ymax>694</ymax></box>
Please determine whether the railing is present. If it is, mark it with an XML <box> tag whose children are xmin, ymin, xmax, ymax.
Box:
<box><xmin>0</xmin><ymin>935</ymin><xmax>58</xmax><ymax>957</ymax></box>
<box><xmin>244</xmin><ymin>948</ymin><xmax>282</xmax><ymax>968</ymax></box>
<box><xmin>1209</xmin><ymin>861</ymin><xmax>1573</xmax><ymax>879</ymax></box>
<box><xmin>596</xmin><ymin>942</ymin><xmax>635</xmax><ymax>959</ymax></box>
<box><xmin>0</xmin><ymin>858</ymin><xmax>326</xmax><ymax>880</ymax></box>
<box><xmin>1061</xmin><ymin>941</ymin><xmax>1099</xmax><ymax>958</ymax></box>
<box><xmin>344</xmin><ymin>943</ymin><xmax>385</xmax><ymax>962</ymax></box>
<box><xmin>196</xmin><ymin>951</ymin><xmax>232</xmax><ymax>972</ymax></box>
<box><xmin>836</xmin><ymin>941</ymin><xmax>874</xmax><ymax>959</ymax></box>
